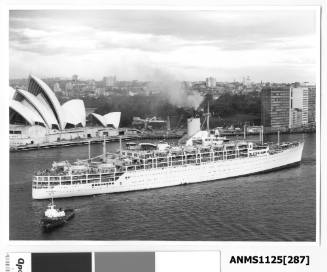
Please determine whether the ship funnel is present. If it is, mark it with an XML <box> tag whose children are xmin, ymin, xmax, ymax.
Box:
<box><xmin>187</xmin><ymin>118</ymin><xmax>200</xmax><ymax>137</ymax></box>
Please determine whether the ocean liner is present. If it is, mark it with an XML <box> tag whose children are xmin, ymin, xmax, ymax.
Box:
<box><xmin>32</xmin><ymin>114</ymin><xmax>304</xmax><ymax>199</ymax></box>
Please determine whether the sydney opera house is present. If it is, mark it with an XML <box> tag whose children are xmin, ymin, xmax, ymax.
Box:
<box><xmin>10</xmin><ymin>75</ymin><xmax>121</xmax><ymax>146</ymax></box>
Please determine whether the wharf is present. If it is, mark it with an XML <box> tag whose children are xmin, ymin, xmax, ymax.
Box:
<box><xmin>10</xmin><ymin>135</ymin><xmax>133</xmax><ymax>152</ymax></box>
<box><xmin>220</xmin><ymin>128</ymin><xmax>316</xmax><ymax>137</ymax></box>
<box><xmin>10</xmin><ymin>132</ymin><xmax>183</xmax><ymax>152</ymax></box>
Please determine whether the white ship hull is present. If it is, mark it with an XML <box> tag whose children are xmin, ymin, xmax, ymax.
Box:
<box><xmin>32</xmin><ymin>143</ymin><xmax>304</xmax><ymax>199</ymax></box>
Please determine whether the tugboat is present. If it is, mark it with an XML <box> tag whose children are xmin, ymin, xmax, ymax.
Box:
<box><xmin>40</xmin><ymin>199</ymin><xmax>75</xmax><ymax>232</ymax></box>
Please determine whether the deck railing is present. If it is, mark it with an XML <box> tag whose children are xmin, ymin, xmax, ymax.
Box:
<box><xmin>33</xmin><ymin>146</ymin><xmax>270</xmax><ymax>188</ymax></box>
<box><xmin>32</xmin><ymin>142</ymin><xmax>302</xmax><ymax>190</ymax></box>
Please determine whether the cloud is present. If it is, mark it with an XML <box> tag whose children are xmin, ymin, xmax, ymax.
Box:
<box><xmin>9</xmin><ymin>9</ymin><xmax>317</xmax><ymax>82</ymax></box>
<box><xmin>10</xmin><ymin>24</ymin><xmax>188</xmax><ymax>55</ymax></box>
<box><xmin>10</xmin><ymin>10</ymin><xmax>316</xmax><ymax>41</ymax></box>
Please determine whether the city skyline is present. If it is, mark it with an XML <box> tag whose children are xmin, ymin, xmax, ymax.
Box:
<box><xmin>10</xmin><ymin>9</ymin><xmax>318</xmax><ymax>82</ymax></box>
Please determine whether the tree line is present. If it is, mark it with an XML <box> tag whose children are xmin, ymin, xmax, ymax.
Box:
<box><xmin>80</xmin><ymin>91</ymin><xmax>261</xmax><ymax>128</ymax></box>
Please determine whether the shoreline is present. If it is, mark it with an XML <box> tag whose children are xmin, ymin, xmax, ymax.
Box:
<box><xmin>9</xmin><ymin>129</ymin><xmax>316</xmax><ymax>153</ymax></box>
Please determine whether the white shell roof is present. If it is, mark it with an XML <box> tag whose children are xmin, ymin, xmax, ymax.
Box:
<box><xmin>29</xmin><ymin>75</ymin><xmax>64</xmax><ymax>129</ymax></box>
<box><xmin>90</xmin><ymin>112</ymin><xmax>121</xmax><ymax>128</ymax></box>
<box><xmin>10</xmin><ymin>99</ymin><xmax>45</xmax><ymax>126</ymax></box>
<box><xmin>16</xmin><ymin>88</ymin><xmax>59</xmax><ymax>129</ymax></box>
<box><xmin>104</xmin><ymin>112</ymin><xmax>121</xmax><ymax>129</ymax></box>
<box><xmin>90</xmin><ymin>113</ymin><xmax>106</xmax><ymax>127</ymax></box>
<box><xmin>9</xmin><ymin>87</ymin><xmax>16</xmax><ymax>101</ymax></box>
<box><xmin>62</xmin><ymin>99</ymin><xmax>86</xmax><ymax>127</ymax></box>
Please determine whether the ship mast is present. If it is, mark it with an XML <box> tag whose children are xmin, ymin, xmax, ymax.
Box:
<box><xmin>119</xmin><ymin>136</ymin><xmax>122</xmax><ymax>155</ymax></box>
<box><xmin>206</xmin><ymin>100</ymin><xmax>210</xmax><ymax>131</ymax></box>
<box><xmin>88</xmin><ymin>140</ymin><xmax>91</xmax><ymax>160</ymax></box>
<box><xmin>102</xmin><ymin>138</ymin><xmax>106</xmax><ymax>160</ymax></box>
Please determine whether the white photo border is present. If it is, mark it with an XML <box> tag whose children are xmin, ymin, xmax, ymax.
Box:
<box><xmin>1</xmin><ymin>3</ymin><xmax>325</xmax><ymax>269</ymax></box>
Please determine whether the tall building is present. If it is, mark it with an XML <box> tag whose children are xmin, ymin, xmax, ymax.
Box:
<box><xmin>65</xmin><ymin>82</ymin><xmax>73</xmax><ymax>96</ymax></box>
<box><xmin>289</xmin><ymin>85</ymin><xmax>309</xmax><ymax>128</ymax></box>
<box><xmin>290</xmin><ymin>108</ymin><xmax>303</xmax><ymax>128</ymax></box>
<box><xmin>103</xmin><ymin>76</ymin><xmax>116</xmax><ymax>87</ymax></box>
<box><xmin>53</xmin><ymin>82</ymin><xmax>62</xmax><ymax>93</ymax></box>
<box><xmin>205</xmin><ymin>77</ymin><xmax>216</xmax><ymax>88</ymax></box>
<box><xmin>245</xmin><ymin>75</ymin><xmax>251</xmax><ymax>87</ymax></box>
<box><xmin>72</xmin><ymin>74</ymin><xmax>78</xmax><ymax>82</ymax></box>
<box><xmin>261</xmin><ymin>83</ymin><xmax>316</xmax><ymax>130</ymax></box>
<box><xmin>261</xmin><ymin>85</ymin><xmax>290</xmax><ymax>130</ymax></box>
<box><xmin>308</xmin><ymin>86</ymin><xmax>316</xmax><ymax>124</ymax></box>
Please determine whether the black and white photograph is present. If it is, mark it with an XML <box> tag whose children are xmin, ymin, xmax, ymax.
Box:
<box><xmin>8</xmin><ymin>8</ymin><xmax>318</xmax><ymax>241</ymax></box>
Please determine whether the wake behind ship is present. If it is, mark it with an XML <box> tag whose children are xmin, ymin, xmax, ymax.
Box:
<box><xmin>32</xmin><ymin>125</ymin><xmax>304</xmax><ymax>199</ymax></box>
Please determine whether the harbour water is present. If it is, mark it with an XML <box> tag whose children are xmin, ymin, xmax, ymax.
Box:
<box><xmin>10</xmin><ymin>133</ymin><xmax>316</xmax><ymax>241</ymax></box>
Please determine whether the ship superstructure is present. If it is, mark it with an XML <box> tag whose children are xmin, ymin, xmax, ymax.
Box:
<box><xmin>32</xmin><ymin>130</ymin><xmax>304</xmax><ymax>199</ymax></box>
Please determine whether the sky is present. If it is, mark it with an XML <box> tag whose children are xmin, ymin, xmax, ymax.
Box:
<box><xmin>9</xmin><ymin>9</ymin><xmax>318</xmax><ymax>82</ymax></box>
